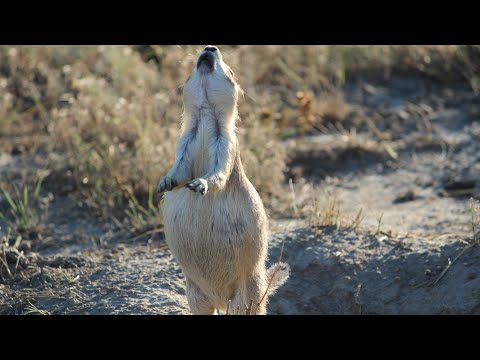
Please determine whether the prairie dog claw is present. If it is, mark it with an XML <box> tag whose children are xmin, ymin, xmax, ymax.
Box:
<box><xmin>186</xmin><ymin>178</ymin><xmax>208</xmax><ymax>195</ymax></box>
<box><xmin>158</xmin><ymin>176</ymin><xmax>178</xmax><ymax>193</ymax></box>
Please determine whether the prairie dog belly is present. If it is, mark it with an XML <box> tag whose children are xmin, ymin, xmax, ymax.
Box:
<box><xmin>162</xmin><ymin>183</ymin><xmax>267</xmax><ymax>303</ymax></box>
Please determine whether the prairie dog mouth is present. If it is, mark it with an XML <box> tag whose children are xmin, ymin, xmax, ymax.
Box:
<box><xmin>197</xmin><ymin>52</ymin><xmax>215</xmax><ymax>71</ymax></box>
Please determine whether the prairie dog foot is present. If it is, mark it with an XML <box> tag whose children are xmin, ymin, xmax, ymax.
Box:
<box><xmin>186</xmin><ymin>178</ymin><xmax>208</xmax><ymax>195</ymax></box>
<box><xmin>157</xmin><ymin>176</ymin><xmax>178</xmax><ymax>193</ymax></box>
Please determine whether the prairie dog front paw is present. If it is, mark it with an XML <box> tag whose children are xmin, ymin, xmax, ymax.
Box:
<box><xmin>157</xmin><ymin>176</ymin><xmax>178</xmax><ymax>193</ymax></box>
<box><xmin>185</xmin><ymin>178</ymin><xmax>208</xmax><ymax>195</ymax></box>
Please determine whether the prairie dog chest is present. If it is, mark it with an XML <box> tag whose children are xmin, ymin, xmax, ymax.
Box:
<box><xmin>183</xmin><ymin>73</ymin><xmax>235</xmax><ymax>178</ymax></box>
<box><xmin>184</xmin><ymin>72</ymin><xmax>236</xmax><ymax>116</ymax></box>
<box><xmin>189</xmin><ymin>113</ymin><xmax>217</xmax><ymax>178</ymax></box>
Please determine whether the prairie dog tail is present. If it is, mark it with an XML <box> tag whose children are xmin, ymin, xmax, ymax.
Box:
<box><xmin>266</xmin><ymin>262</ymin><xmax>290</xmax><ymax>295</ymax></box>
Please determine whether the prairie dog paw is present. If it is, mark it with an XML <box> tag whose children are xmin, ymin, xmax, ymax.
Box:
<box><xmin>157</xmin><ymin>176</ymin><xmax>178</xmax><ymax>193</ymax></box>
<box><xmin>185</xmin><ymin>178</ymin><xmax>208</xmax><ymax>195</ymax></box>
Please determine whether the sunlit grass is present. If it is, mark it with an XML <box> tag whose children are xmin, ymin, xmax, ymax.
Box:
<box><xmin>0</xmin><ymin>176</ymin><xmax>44</xmax><ymax>232</ymax></box>
<box><xmin>0</xmin><ymin>45</ymin><xmax>478</xmax><ymax>229</ymax></box>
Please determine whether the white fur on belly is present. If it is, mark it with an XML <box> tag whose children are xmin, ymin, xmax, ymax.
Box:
<box><xmin>163</xmin><ymin>185</ymin><xmax>267</xmax><ymax>305</ymax></box>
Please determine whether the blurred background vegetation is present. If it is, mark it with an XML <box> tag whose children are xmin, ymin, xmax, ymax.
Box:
<box><xmin>0</xmin><ymin>45</ymin><xmax>479</xmax><ymax>239</ymax></box>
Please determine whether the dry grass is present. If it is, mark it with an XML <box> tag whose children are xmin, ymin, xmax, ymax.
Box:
<box><xmin>470</xmin><ymin>198</ymin><xmax>480</xmax><ymax>243</ymax></box>
<box><xmin>0</xmin><ymin>227</ymin><xmax>28</xmax><ymax>282</ymax></box>
<box><xmin>1</xmin><ymin>45</ymin><xmax>479</xmax><ymax>237</ymax></box>
<box><xmin>432</xmin><ymin>198</ymin><xmax>480</xmax><ymax>286</ymax></box>
<box><xmin>0</xmin><ymin>45</ymin><xmax>288</xmax><ymax>230</ymax></box>
<box><xmin>284</xmin><ymin>180</ymin><xmax>366</xmax><ymax>230</ymax></box>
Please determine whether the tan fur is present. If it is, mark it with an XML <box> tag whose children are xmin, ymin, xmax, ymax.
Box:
<box><xmin>158</xmin><ymin>46</ymin><xmax>289</xmax><ymax>315</ymax></box>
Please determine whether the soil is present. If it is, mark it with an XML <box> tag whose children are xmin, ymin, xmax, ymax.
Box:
<box><xmin>1</xmin><ymin>75</ymin><xmax>479</xmax><ymax>315</ymax></box>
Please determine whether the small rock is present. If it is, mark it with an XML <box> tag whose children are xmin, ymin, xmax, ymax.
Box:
<box><xmin>393</xmin><ymin>190</ymin><xmax>416</xmax><ymax>204</ymax></box>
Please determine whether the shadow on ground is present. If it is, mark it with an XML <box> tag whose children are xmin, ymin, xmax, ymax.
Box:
<box><xmin>268</xmin><ymin>227</ymin><xmax>480</xmax><ymax>315</ymax></box>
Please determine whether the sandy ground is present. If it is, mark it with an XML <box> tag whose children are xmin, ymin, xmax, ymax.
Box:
<box><xmin>1</xmin><ymin>75</ymin><xmax>479</xmax><ymax>315</ymax></box>
<box><xmin>2</xmin><ymin>222</ymin><xmax>479</xmax><ymax>315</ymax></box>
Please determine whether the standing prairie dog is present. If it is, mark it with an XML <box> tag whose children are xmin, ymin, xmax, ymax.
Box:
<box><xmin>158</xmin><ymin>46</ymin><xmax>289</xmax><ymax>315</ymax></box>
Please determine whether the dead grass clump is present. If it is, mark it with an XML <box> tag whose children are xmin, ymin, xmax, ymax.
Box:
<box><xmin>466</xmin><ymin>198</ymin><xmax>480</xmax><ymax>247</ymax></box>
<box><xmin>0</xmin><ymin>260</ymin><xmax>89</xmax><ymax>315</ymax></box>
<box><xmin>433</xmin><ymin>198</ymin><xmax>480</xmax><ymax>286</ymax></box>
<box><xmin>303</xmin><ymin>188</ymin><xmax>365</xmax><ymax>230</ymax></box>
<box><xmin>284</xmin><ymin>181</ymin><xmax>365</xmax><ymax>230</ymax></box>
<box><xmin>0</xmin><ymin>227</ymin><xmax>32</xmax><ymax>285</ymax></box>
<box><xmin>292</xmin><ymin>90</ymin><xmax>352</xmax><ymax>137</ymax></box>
<box><xmin>309</xmin><ymin>191</ymin><xmax>343</xmax><ymax>228</ymax></box>
<box><xmin>316</xmin><ymin>92</ymin><xmax>352</xmax><ymax>125</ymax></box>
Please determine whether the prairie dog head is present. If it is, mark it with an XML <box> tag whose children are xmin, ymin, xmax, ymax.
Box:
<box><xmin>183</xmin><ymin>46</ymin><xmax>241</xmax><ymax>123</ymax></box>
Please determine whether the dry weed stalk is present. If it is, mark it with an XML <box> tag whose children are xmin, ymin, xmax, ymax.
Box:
<box><xmin>433</xmin><ymin>198</ymin><xmax>480</xmax><ymax>285</ymax></box>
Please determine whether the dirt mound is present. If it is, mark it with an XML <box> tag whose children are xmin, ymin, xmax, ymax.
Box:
<box><xmin>268</xmin><ymin>227</ymin><xmax>480</xmax><ymax>315</ymax></box>
<box><xmin>3</xmin><ymin>225</ymin><xmax>479</xmax><ymax>315</ymax></box>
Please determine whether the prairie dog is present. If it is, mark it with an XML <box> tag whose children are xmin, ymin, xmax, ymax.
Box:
<box><xmin>158</xmin><ymin>46</ymin><xmax>289</xmax><ymax>315</ymax></box>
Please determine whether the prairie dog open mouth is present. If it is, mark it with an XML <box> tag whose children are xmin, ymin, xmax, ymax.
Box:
<box><xmin>197</xmin><ymin>52</ymin><xmax>215</xmax><ymax>70</ymax></box>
